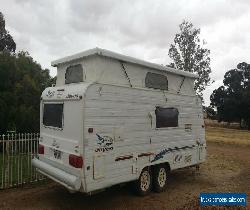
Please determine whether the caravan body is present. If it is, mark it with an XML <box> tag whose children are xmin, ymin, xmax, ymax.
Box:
<box><xmin>32</xmin><ymin>48</ymin><xmax>206</xmax><ymax>194</ymax></box>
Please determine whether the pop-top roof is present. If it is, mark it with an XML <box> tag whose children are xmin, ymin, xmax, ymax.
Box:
<box><xmin>51</xmin><ymin>47</ymin><xmax>198</xmax><ymax>78</ymax></box>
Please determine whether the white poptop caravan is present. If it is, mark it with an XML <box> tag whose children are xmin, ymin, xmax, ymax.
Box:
<box><xmin>32</xmin><ymin>48</ymin><xmax>206</xmax><ymax>195</ymax></box>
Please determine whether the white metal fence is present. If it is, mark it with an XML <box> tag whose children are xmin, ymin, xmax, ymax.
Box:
<box><xmin>0</xmin><ymin>133</ymin><xmax>45</xmax><ymax>189</ymax></box>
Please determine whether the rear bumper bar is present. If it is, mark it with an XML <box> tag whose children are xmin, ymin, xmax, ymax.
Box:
<box><xmin>32</xmin><ymin>158</ymin><xmax>81</xmax><ymax>191</ymax></box>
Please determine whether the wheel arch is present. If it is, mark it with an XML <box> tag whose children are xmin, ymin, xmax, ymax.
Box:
<box><xmin>152</xmin><ymin>162</ymin><xmax>171</xmax><ymax>172</ymax></box>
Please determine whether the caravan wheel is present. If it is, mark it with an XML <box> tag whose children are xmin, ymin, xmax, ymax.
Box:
<box><xmin>153</xmin><ymin>164</ymin><xmax>168</xmax><ymax>193</ymax></box>
<box><xmin>134</xmin><ymin>167</ymin><xmax>152</xmax><ymax>196</ymax></box>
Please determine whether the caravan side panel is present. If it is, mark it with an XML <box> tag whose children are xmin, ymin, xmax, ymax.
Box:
<box><xmin>83</xmin><ymin>84</ymin><xmax>205</xmax><ymax>193</ymax></box>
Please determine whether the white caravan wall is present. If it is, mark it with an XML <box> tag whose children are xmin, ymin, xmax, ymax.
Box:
<box><xmin>82</xmin><ymin>83</ymin><xmax>204</xmax><ymax>192</ymax></box>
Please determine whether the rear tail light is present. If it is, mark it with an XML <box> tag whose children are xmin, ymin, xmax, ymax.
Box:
<box><xmin>69</xmin><ymin>154</ymin><xmax>83</xmax><ymax>168</ymax></box>
<box><xmin>38</xmin><ymin>144</ymin><xmax>44</xmax><ymax>154</ymax></box>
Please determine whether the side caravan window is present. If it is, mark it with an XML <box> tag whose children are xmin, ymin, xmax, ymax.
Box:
<box><xmin>65</xmin><ymin>64</ymin><xmax>83</xmax><ymax>84</ymax></box>
<box><xmin>155</xmin><ymin>107</ymin><xmax>179</xmax><ymax>128</ymax></box>
<box><xmin>145</xmin><ymin>72</ymin><xmax>168</xmax><ymax>90</ymax></box>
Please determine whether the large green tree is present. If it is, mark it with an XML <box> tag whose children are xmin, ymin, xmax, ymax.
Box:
<box><xmin>0</xmin><ymin>51</ymin><xmax>55</xmax><ymax>133</ymax></box>
<box><xmin>169</xmin><ymin>21</ymin><xmax>212</xmax><ymax>99</ymax></box>
<box><xmin>0</xmin><ymin>12</ymin><xmax>16</xmax><ymax>52</ymax></box>
<box><xmin>210</xmin><ymin>62</ymin><xmax>250</xmax><ymax>129</ymax></box>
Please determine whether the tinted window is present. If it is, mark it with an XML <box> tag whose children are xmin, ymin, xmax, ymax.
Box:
<box><xmin>145</xmin><ymin>72</ymin><xmax>168</xmax><ymax>90</ymax></box>
<box><xmin>155</xmin><ymin>107</ymin><xmax>179</xmax><ymax>128</ymax></box>
<box><xmin>65</xmin><ymin>64</ymin><xmax>83</xmax><ymax>84</ymax></box>
<box><xmin>43</xmin><ymin>104</ymin><xmax>63</xmax><ymax>128</ymax></box>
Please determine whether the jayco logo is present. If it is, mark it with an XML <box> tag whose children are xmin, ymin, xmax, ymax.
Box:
<box><xmin>46</xmin><ymin>90</ymin><xmax>55</xmax><ymax>97</ymax></box>
<box><xmin>95</xmin><ymin>134</ymin><xmax>114</xmax><ymax>153</ymax></box>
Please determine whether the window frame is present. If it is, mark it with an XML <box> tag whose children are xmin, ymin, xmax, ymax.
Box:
<box><xmin>65</xmin><ymin>64</ymin><xmax>84</xmax><ymax>84</ymax></box>
<box><xmin>145</xmin><ymin>72</ymin><xmax>168</xmax><ymax>91</ymax></box>
<box><xmin>154</xmin><ymin>106</ymin><xmax>179</xmax><ymax>129</ymax></box>
<box><xmin>42</xmin><ymin>102</ymin><xmax>64</xmax><ymax>130</ymax></box>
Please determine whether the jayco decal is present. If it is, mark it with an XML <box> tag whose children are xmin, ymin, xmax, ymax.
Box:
<box><xmin>174</xmin><ymin>154</ymin><xmax>182</xmax><ymax>163</ymax></box>
<box><xmin>151</xmin><ymin>148</ymin><xmax>173</xmax><ymax>163</ymax></box>
<box><xmin>46</xmin><ymin>90</ymin><xmax>55</xmax><ymax>98</ymax></box>
<box><xmin>95</xmin><ymin>134</ymin><xmax>114</xmax><ymax>153</ymax></box>
<box><xmin>66</xmin><ymin>93</ymin><xmax>80</xmax><ymax>99</ymax></box>
<box><xmin>184</xmin><ymin>154</ymin><xmax>192</xmax><ymax>163</ymax></box>
<box><xmin>151</xmin><ymin>146</ymin><xmax>194</xmax><ymax>163</ymax></box>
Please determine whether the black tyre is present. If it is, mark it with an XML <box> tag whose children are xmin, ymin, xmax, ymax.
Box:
<box><xmin>134</xmin><ymin>167</ymin><xmax>152</xmax><ymax>196</ymax></box>
<box><xmin>153</xmin><ymin>164</ymin><xmax>168</xmax><ymax>193</ymax></box>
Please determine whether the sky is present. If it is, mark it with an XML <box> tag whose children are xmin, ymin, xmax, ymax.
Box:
<box><xmin>1</xmin><ymin>0</ymin><xmax>250</xmax><ymax>105</ymax></box>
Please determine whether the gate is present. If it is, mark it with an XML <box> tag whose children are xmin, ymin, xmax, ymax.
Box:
<box><xmin>0</xmin><ymin>133</ymin><xmax>45</xmax><ymax>189</ymax></box>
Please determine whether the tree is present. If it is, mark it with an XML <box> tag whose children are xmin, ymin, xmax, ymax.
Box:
<box><xmin>203</xmin><ymin>106</ymin><xmax>216</xmax><ymax>120</ymax></box>
<box><xmin>210</xmin><ymin>62</ymin><xmax>250</xmax><ymax>129</ymax></box>
<box><xmin>169</xmin><ymin>21</ymin><xmax>212</xmax><ymax>99</ymax></box>
<box><xmin>0</xmin><ymin>12</ymin><xmax>16</xmax><ymax>52</ymax></box>
<box><xmin>0</xmin><ymin>51</ymin><xmax>55</xmax><ymax>133</ymax></box>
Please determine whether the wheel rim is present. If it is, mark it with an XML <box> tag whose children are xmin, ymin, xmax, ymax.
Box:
<box><xmin>140</xmin><ymin>170</ymin><xmax>150</xmax><ymax>191</ymax></box>
<box><xmin>158</xmin><ymin>168</ymin><xmax>167</xmax><ymax>187</ymax></box>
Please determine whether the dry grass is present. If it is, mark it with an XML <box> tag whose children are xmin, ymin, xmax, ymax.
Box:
<box><xmin>205</xmin><ymin>119</ymin><xmax>241</xmax><ymax>129</ymax></box>
<box><xmin>206</xmin><ymin>126</ymin><xmax>250</xmax><ymax>145</ymax></box>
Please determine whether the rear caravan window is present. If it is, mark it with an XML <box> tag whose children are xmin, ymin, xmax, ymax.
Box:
<box><xmin>43</xmin><ymin>104</ymin><xmax>63</xmax><ymax>128</ymax></box>
<box><xmin>65</xmin><ymin>64</ymin><xmax>83</xmax><ymax>84</ymax></box>
<box><xmin>145</xmin><ymin>72</ymin><xmax>168</xmax><ymax>90</ymax></box>
<box><xmin>155</xmin><ymin>107</ymin><xmax>179</xmax><ymax>128</ymax></box>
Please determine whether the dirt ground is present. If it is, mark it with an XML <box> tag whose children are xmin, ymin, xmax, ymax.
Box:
<box><xmin>0</xmin><ymin>142</ymin><xmax>249</xmax><ymax>210</ymax></box>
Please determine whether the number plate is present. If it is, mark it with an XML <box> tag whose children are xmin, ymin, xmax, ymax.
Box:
<box><xmin>54</xmin><ymin>149</ymin><xmax>61</xmax><ymax>159</ymax></box>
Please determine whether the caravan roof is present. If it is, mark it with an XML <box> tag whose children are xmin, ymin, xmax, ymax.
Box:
<box><xmin>51</xmin><ymin>47</ymin><xmax>198</xmax><ymax>79</ymax></box>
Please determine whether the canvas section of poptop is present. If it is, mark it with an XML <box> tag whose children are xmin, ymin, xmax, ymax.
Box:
<box><xmin>51</xmin><ymin>47</ymin><xmax>198</xmax><ymax>79</ymax></box>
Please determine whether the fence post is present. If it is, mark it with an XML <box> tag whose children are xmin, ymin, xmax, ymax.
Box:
<box><xmin>5</xmin><ymin>134</ymin><xmax>10</xmax><ymax>188</ymax></box>
<box><xmin>1</xmin><ymin>134</ymin><xmax>5</xmax><ymax>189</ymax></box>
